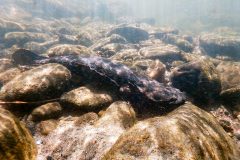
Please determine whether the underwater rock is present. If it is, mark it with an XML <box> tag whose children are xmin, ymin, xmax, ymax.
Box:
<box><xmin>139</xmin><ymin>43</ymin><xmax>183</xmax><ymax>67</ymax></box>
<box><xmin>0</xmin><ymin>18</ymin><xmax>25</xmax><ymax>38</ymax></box>
<box><xmin>76</xmin><ymin>31</ymin><xmax>94</xmax><ymax>47</ymax></box>
<box><xmin>97</xmin><ymin>43</ymin><xmax>125</xmax><ymax>58</ymax></box>
<box><xmin>0</xmin><ymin>58</ymin><xmax>13</xmax><ymax>73</ymax></box>
<box><xmin>4</xmin><ymin>32</ymin><xmax>51</xmax><ymax>47</ymax></box>
<box><xmin>220</xmin><ymin>87</ymin><xmax>240</xmax><ymax>107</ymax></box>
<box><xmin>131</xmin><ymin>59</ymin><xmax>166</xmax><ymax>83</ymax></box>
<box><xmin>216</xmin><ymin>61</ymin><xmax>240</xmax><ymax>91</ymax></box>
<box><xmin>0</xmin><ymin>63</ymin><xmax>71</xmax><ymax>101</ymax></box>
<box><xmin>0</xmin><ymin>107</ymin><xmax>37</xmax><ymax>160</ymax></box>
<box><xmin>110</xmin><ymin>49</ymin><xmax>142</xmax><ymax>67</ymax></box>
<box><xmin>156</xmin><ymin>34</ymin><xmax>194</xmax><ymax>53</ymax></box>
<box><xmin>45</xmin><ymin>44</ymin><xmax>93</xmax><ymax>57</ymax></box>
<box><xmin>38</xmin><ymin>119</ymin><xmax>58</xmax><ymax>136</ymax></box>
<box><xmin>30</xmin><ymin>102</ymin><xmax>62</xmax><ymax>122</ymax></box>
<box><xmin>0</xmin><ymin>68</ymin><xmax>22</xmax><ymax>85</ymax></box>
<box><xmin>171</xmin><ymin>60</ymin><xmax>221</xmax><ymax>102</ymax></box>
<box><xmin>200</xmin><ymin>33</ymin><xmax>240</xmax><ymax>60</ymax></box>
<box><xmin>90</xmin><ymin>34</ymin><xmax>127</xmax><ymax>52</ymax></box>
<box><xmin>37</xmin><ymin>101</ymin><xmax>136</xmax><ymax>160</ymax></box>
<box><xmin>103</xmin><ymin>103</ymin><xmax>240</xmax><ymax>160</ymax></box>
<box><xmin>60</xmin><ymin>86</ymin><xmax>113</xmax><ymax>111</ymax></box>
<box><xmin>108</xmin><ymin>26</ymin><xmax>149</xmax><ymax>43</ymax></box>
<box><xmin>23</xmin><ymin>38</ymin><xmax>59</xmax><ymax>54</ymax></box>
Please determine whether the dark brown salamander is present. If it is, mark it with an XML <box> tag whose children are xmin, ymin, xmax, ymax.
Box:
<box><xmin>12</xmin><ymin>49</ymin><xmax>186</xmax><ymax>110</ymax></box>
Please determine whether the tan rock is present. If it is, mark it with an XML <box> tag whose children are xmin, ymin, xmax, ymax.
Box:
<box><xmin>103</xmin><ymin>103</ymin><xmax>240</xmax><ymax>160</ymax></box>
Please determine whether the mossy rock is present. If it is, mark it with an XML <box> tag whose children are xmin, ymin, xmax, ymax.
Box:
<box><xmin>171</xmin><ymin>59</ymin><xmax>221</xmax><ymax>102</ymax></box>
<box><xmin>103</xmin><ymin>103</ymin><xmax>240</xmax><ymax>160</ymax></box>
<box><xmin>0</xmin><ymin>108</ymin><xmax>37</xmax><ymax>160</ymax></box>
<box><xmin>0</xmin><ymin>63</ymin><xmax>71</xmax><ymax>101</ymax></box>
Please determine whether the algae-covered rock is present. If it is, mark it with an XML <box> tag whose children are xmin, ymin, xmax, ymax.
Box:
<box><xmin>0</xmin><ymin>58</ymin><xmax>13</xmax><ymax>73</ymax></box>
<box><xmin>216</xmin><ymin>61</ymin><xmax>240</xmax><ymax>91</ymax></box>
<box><xmin>139</xmin><ymin>43</ymin><xmax>183</xmax><ymax>65</ymax></box>
<box><xmin>0</xmin><ymin>63</ymin><xmax>71</xmax><ymax>101</ymax></box>
<box><xmin>30</xmin><ymin>102</ymin><xmax>62</xmax><ymax>122</ymax></box>
<box><xmin>37</xmin><ymin>101</ymin><xmax>136</xmax><ymax>160</ymax></box>
<box><xmin>159</xmin><ymin>34</ymin><xmax>194</xmax><ymax>53</ymax></box>
<box><xmin>60</xmin><ymin>86</ymin><xmax>113</xmax><ymax>111</ymax></box>
<box><xmin>171</xmin><ymin>60</ymin><xmax>221</xmax><ymax>102</ymax></box>
<box><xmin>0</xmin><ymin>68</ymin><xmax>22</xmax><ymax>85</ymax></box>
<box><xmin>4</xmin><ymin>32</ymin><xmax>51</xmax><ymax>47</ymax></box>
<box><xmin>200</xmin><ymin>33</ymin><xmax>240</xmax><ymax>60</ymax></box>
<box><xmin>0</xmin><ymin>107</ymin><xmax>37</xmax><ymax>160</ymax></box>
<box><xmin>108</xmin><ymin>26</ymin><xmax>149</xmax><ymax>43</ymax></box>
<box><xmin>45</xmin><ymin>44</ymin><xmax>93</xmax><ymax>57</ymax></box>
<box><xmin>131</xmin><ymin>59</ymin><xmax>166</xmax><ymax>83</ymax></box>
<box><xmin>103</xmin><ymin>103</ymin><xmax>240</xmax><ymax>160</ymax></box>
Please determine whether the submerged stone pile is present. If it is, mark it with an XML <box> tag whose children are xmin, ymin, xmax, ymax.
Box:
<box><xmin>0</xmin><ymin>2</ymin><xmax>240</xmax><ymax>159</ymax></box>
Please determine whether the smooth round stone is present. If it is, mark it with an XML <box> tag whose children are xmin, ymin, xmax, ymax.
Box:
<box><xmin>0</xmin><ymin>63</ymin><xmax>71</xmax><ymax>101</ymax></box>
<box><xmin>103</xmin><ymin>103</ymin><xmax>240</xmax><ymax>159</ymax></box>
<box><xmin>60</xmin><ymin>86</ymin><xmax>113</xmax><ymax>111</ymax></box>
<box><xmin>30</xmin><ymin>102</ymin><xmax>62</xmax><ymax>122</ymax></box>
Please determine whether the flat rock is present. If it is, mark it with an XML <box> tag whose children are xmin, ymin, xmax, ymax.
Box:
<box><xmin>200</xmin><ymin>33</ymin><xmax>240</xmax><ymax>60</ymax></box>
<box><xmin>4</xmin><ymin>32</ymin><xmax>51</xmax><ymax>47</ymax></box>
<box><xmin>37</xmin><ymin>101</ymin><xmax>136</xmax><ymax>160</ymax></box>
<box><xmin>0</xmin><ymin>63</ymin><xmax>71</xmax><ymax>101</ymax></box>
<box><xmin>60</xmin><ymin>86</ymin><xmax>113</xmax><ymax>111</ymax></box>
<box><xmin>108</xmin><ymin>26</ymin><xmax>149</xmax><ymax>43</ymax></box>
<box><xmin>45</xmin><ymin>44</ymin><xmax>93</xmax><ymax>57</ymax></box>
<box><xmin>139</xmin><ymin>43</ymin><xmax>183</xmax><ymax>65</ymax></box>
<box><xmin>103</xmin><ymin>103</ymin><xmax>240</xmax><ymax>160</ymax></box>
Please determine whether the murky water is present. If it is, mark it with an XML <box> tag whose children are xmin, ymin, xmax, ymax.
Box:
<box><xmin>0</xmin><ymin>0</ymin><xmax>240</xmax><ymax>160</ymax></box>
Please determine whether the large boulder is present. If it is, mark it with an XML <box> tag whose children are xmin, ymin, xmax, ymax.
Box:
<box><xmin>171</xmin><ymin>60</ymin><xmax>221</xmax><ymax>102</ymax></box>
<box><xmin>0</xmin><ymin>63</ymin><xmax>71</xmax><ymax>101</ymax></box>
<box><xmin>37</xmin><ymin>101</ymin><xmax>136</xmax><ymax>160</ymax></box>
<box><xmin>200</xmin><ymin>33</ymin><xmax>240</xmax><ymax>60</ymax></box>
<box><xmin>139</xmin><ymin>43</ymin><xmax>183</xmax><ymax>67</ymax></box>
<box><xmin>103</xmin><ymin>103</ymin><xmax>240</xmax><ymax>160</ymax></box>
<box><xmin>0</xmin><ymin>107</ymin><xmax>37</xmax><ymax>160</ymax></box>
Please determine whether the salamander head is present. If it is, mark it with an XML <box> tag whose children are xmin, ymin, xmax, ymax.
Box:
<box><xmin>12</xmin><ymin>49</ymin><xmax>47</xmax><ymax>65</ymax></box>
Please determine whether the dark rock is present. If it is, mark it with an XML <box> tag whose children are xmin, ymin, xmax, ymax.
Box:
<box><xmin>171</xmin><ymin>60</ymin><xmax>221</xmax><ymax>102</ymax></box>
<box><xmin>108</xmin><ymin>26</ymin><xmax>149</xmax><ymax>43</ymax></box>
<box><xmin>200</xmin><ymin>33</ymin><xmax>240</xmax><ymax>60</ymax></box>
